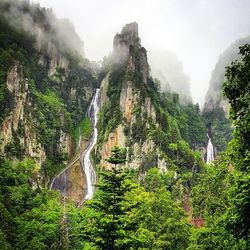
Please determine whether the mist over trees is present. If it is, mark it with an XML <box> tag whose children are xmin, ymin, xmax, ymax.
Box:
<box><xmin>205</xmin><ymin>36</ymin><xmax>250</xmax><ymax>110</ymax></box>
<box><xmin>0</xmin><ymin>0</ymin><xmax>249</xmax><ymax>249</ymax></box>
<box><xmin>148</xmin><ymin>49</ymin><xmax>191</xmax><ymax>102</ymax></box>
<box><xmin>0</xmin><ymin>0</ymin><xmax>84</xmax><ymax>56</ymax></box>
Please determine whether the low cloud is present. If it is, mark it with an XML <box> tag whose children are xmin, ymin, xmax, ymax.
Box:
<box><xmin>148</xmin><ymin>49</ymin><xmax>191</xmax><ymax>100</ymax></box>
<box><xmin>1</xmin><ymin>0</ymin><xmax>84</xmax><ymax>56</ymax></box>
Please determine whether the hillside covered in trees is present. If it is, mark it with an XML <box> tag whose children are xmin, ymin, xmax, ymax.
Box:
<box><xmin>0</xmin><ymin>0</ymin><xmax>249</xmax><ymax>249</ymax></box>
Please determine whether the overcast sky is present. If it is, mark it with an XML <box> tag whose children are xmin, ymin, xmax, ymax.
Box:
<box><xmin>33</xmin><ymin>0</ymin><xmax>250</xmax><ymax>105</ymax></box>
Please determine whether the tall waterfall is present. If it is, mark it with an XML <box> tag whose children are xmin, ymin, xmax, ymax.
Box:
<box><xmin>206</xmin><ymin>134</ymin><xmax>214</xmax><ymax>164</ymax></box>
<box><xmin>81</xmin><ymin>89</ymin><xmax>100</xmax><ymax>200</ymax></box>
<box><xmin>50</xmin><ymin>89</ymin><xmax>100</xmax><ymax>201</ymax></box>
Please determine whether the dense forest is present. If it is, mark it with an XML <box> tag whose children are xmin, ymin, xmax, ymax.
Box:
<box><xmin>0</xmin><ymin>0</ymin><xmax>249</xmax><ymax>249</ymax></box>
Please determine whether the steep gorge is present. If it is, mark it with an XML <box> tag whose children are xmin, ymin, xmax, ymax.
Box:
<box><xmin>202</xmin><ymin>37</ymin><xmax>250</xmax><ymax>153</ymax></box>
<box><xmin>0</xmin><ymin>1</ymin><xmax>213</xmax><ymax>205</ymax></box>
<box><xmin>0</xmin><ymin>2</ymin><xmax>248</xmax><ymax>249</ymax></box>
<box><xmin>0</xmin><ymin>0</ymin><xmax>212</xmax><ymax>209</ymax></box>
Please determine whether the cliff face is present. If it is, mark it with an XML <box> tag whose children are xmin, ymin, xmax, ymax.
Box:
<box><xmin>97</xmin><ymin>23</ymin><xmax>205</xmax><ymax>177</ymax></box>
<box><xmin>202</xmin><ymin>37</ymin><xmax>249</xmax><ymax>152</ymax></box>
<box><xmin>0</xmin><ymin>1</ymin><xmax>95</xmax><ymax>187</ymax></box>
<box><xmin>98</xmin><ymin>23</ymin><xmax>166</xmax><ymax>171</ymax></box>
<box><xmin>113</xmin><ymin>22</ymin><xmax>150</xmax><ymax>85</ymax></box>
<box><xmin>0</xmin><ymin>61</ymin><xmax>46</xmax><ymax>165</ymax></box>
<box><xmin>205</xmin><ymin>36</ymin><xmax>250</xmax><ymax>111</ymax></box>
<box><xmin>0</xmin><ymin>56</ymin><xmax>77</xmax><ymax>165</ymax></box>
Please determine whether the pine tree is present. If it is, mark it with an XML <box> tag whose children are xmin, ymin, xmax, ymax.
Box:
<box><xmin>81</xmin><ymin>146</ymin><xmax>138</xmax><ymax>249</ymax></box>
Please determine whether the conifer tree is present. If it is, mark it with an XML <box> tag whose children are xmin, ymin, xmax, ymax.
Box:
<box><xmin>81</xmin><ymin>146</ymin><xmax>138</xmax><ymax>249</ymax></box>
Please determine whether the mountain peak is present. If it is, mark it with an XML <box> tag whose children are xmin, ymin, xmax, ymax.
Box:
<box><xmin>121</xmin><ymin>22</ymin><xmax>139</xmax><ymax>38</ymax></box>
<box><xmin>113</xmin><ymin>22</ymin><xmax>140</xmax><ymax>51</ymax></box>
<box><xmin>112</xmin><ymin>22</ymin><xmax>149</xmax><ymax>84</ymax></box>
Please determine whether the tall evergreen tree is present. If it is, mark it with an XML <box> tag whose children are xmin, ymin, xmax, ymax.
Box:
<box><xmin>81</xmin><ymin>147</ymin><xmax>138</xmax><ymax>249</ymax></box>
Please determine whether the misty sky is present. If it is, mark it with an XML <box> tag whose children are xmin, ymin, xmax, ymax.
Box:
<box><xmin>33</xmin><ymin>0</ymin><xmax>250</xmax><ymax>105</ymax></box>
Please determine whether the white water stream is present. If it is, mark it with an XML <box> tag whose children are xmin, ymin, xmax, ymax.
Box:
<box><xmin>81</xmin><ymin>89</ymin><xmax>100</xmax><ymax>199</ymax></box>
<box><xmin>206</xmin><ymin>134</ymin><xmax>214</xmax><ymax>164</ymax></box>
<box><xmin>50</xmin><ymin>89</ymin><xmax>100</xmax><ymax>201</ymax></box>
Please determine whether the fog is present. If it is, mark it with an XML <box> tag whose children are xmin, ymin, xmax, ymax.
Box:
<box><xmin>30</xmin><ymin>0</ymin><xmax>250</xmax><ymax>105</ymax></box>
<box><xmin>2</xmin><ymin>0</ymin><xmax>84</xmax><ymax>56</ymax></box>
<box><xmin>148</xmin><ymin>50</ymin><xmax>191</xmax><ymax>100</ymax></box>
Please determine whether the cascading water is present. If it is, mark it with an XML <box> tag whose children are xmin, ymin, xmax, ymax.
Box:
<box><xmin>50</xmin><ymin>89</ymin><xmax>100</xmax><ymax>201</ymax></box>
<box><xmin>81</xmin><ymin>89</ymin><xmax>100</xmax><ymax>200</ymax></box>
<box><xmin>206</xmin><ymin>134</ymin><xmax>214</xmax><ymax>164</ymax></box>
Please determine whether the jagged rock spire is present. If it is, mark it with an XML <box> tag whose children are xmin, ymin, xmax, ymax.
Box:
<box><xmin>113</xmin><ymin>22</ymin><xmax>140</xmax><ymax>50</ymax></box>
<box><xmin>113</xmin><ymin>22</ymin><xmax>150</xmax><ymax>85</ymax></box>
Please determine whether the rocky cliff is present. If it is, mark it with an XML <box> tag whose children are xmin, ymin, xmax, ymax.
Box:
<box><xmin>202</xmin><ymin>37</ymin><xmax>250</xmax><ymax>151</ymax></box>
<box><xmin>0</xmin><ymin>61</ymin><xmax>46</xmax><ymax>165</ymax></box>
<box><xmin>0</xmin><ymin>1</ymin><xmax>95</xmax><ymax>188</ymax></box>
<box><xmin>97</xmin><ymin>23</ymin><xmax>158</xmax><ymax>170</ymax></box>
<box><xmin>113</xmin><ymin>22</ymin><xmax>150</xmax><ymax>85</ymax></box>
<box><xmin>205</xmin><ymin>36</ymin><xmax>250</xmax><ymax>112</ymax></box>
<box><xmin>97</xmin><ymin>23</ymin><xmax>202</xmax><ymax>175</ymax></box>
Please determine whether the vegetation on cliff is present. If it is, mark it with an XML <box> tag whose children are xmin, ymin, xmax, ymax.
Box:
<box><xmin>69</xmin><ymin>147</ymin><xmax>191</xmax><ymax>249</ymax></box>
<box><xmin>0</xmin><ymin>158</ymin><xmax>63</xmax><ymax>249</ymax></box>
<box><xmin>190</xmin><ymin>45</ymin><xmax>250</xmax><ymax>249</ymax></box>
<box><xmin>0</xmin><ymin>1</ymin><xmax>249</xmax><ymax>249</ymax></box>
<box><xmin>0</xmin><ymin>0</ymin><xmax>96</xmax><ymax>184</ymax></box>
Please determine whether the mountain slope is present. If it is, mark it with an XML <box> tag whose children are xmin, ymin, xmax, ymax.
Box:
<box><xmin>202</xmin><ymin>37</ymin><xmax>250</xmax><ymax>152</ymax></box>
<box><xmin>96</xmin><ymin>23</ymin><xmax>206</xmax><ymax>183</ymax></box>
<box><xmin>0</xmin><ymin>2</ymin><xmax>244</xmax><ymax>249</ymax></box>
<box><xmin>205</xmin><ymin>36</ymin><xmax>250</xmax><ymax>110</ymax></box>
<box><xmin>0</xmin><ymin>0</ymin><xmax>96</xmax><ymax>187</ymax></box>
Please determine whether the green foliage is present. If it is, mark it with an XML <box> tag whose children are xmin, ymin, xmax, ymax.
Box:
<box><xmin>70</xmin><ymin>148</ymin><xmax>191</xmax><ymax>249</ymax></box>
<box><xmin>35</xmin><ymin>91</ymin><xmax>65</xmax><ymax>110</ymax></box>
<box><xmin>97</xmin><ymin>64</ymin><xmax>126</xmax><ymax>148</ymax></box>
<box><xmin>4</xmin><ymin>138</ymin><xmax>25</xmax><ymax>159</ymax></box>
<box><xmin>184</xmin><ymin>104</ymin><xmax>207</xmax><ymax>149</ymax></box>
<box><xmin>107</xmin><ymin>65</ymin><xmax>126</xmax><ymax>105</ymax></box>
<box><xmin>222</xmin><ymin>44</ymin><xmax>250</xmax><ymax>239</ymax></box>
<box><xmin>62</xmin><ymin>54</ymin><xmax>95</xmax><ymax>128</ymax></box>
<box><xmin>143</xmin><ymin>167</ymin><xmax>165</xmax><ymax>192</ymax></box>
<box><xmin>34</xmin><ymin>90</ymin><xmax>70</xmax><ymax>153</ymax></box>
<box><xmin>190</xmin><ymin>44</ymin><xmax>250</xmax><ymax>248</ymax></box>
<box><xmin>81</xmin><ymin>117</ymin><xmax>92</xmax><ymax>139</ymax></box>
<box><xmin>177</xmin><ymin>140</ymin><xmax>196</xmax><ymax>170</ymax></box>
<box><xmin>16</xmin><ymin>197</ymin><xmax>62</xmax><ymax>250</ymax></box>
<box><xmin>97</xmin><ymin>101</ymin><xmax>122</xmax><ymax>147</ymax></box>
<box><xmin>131</xmin><ymin>119</ymin><xmax>147</xmax><ymax>142</ymax></box>
<box><xmin>154</xmin><ymin>91</ymin><xmax>206</xmax><ymax>150</ymax></box>
<box><xmin>127</xmin><ymin>187</ymin><xmax>191</xmax><ymax>249</ymax></box>
<box><xmin>224</xmin><ymin>44</ymin><xmax>250</xmax><ymax>171</ymax></box>
<box><xmin>72</xmin><ymin>116</ymin><xmax>92</xmax><ymax>144</ymax></box>
<box><xmin>0</xmin><ymin>158</ymin><xmax>63</xmax><ymax>249</ymax></box>
<box><xmin>188</xmin><ymin>226</ymin><xmax>249</xmax><ymax>250</ymax></box>
<box><xmin>203</xmin><ymin>105</ymin><xmax>232</xmax><ymax>151</ymax></box>
<box><xmin>79</xmin><ymin>147</ymin><xmax>139</xmax><ymax>249</ymax></box>
<box><xmin>191</xmin><ymin>155</ymin><xmax>230</xmax><ymax>220</ymax></box>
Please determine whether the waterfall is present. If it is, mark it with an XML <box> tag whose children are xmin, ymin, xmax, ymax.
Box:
<box><xmin>81</xmin><ymin>89</ymin><xmax>100</xmax><ymax>200</ymax></box>
<box><xmin>50</xmin><ymin>89</ymin><xmax>100</xmax><ymax>201</ymax></box>
<box><xmin>206</xmin><ymin>134</ymin><xmax>214</xmax><ymax>164</ymax></box>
